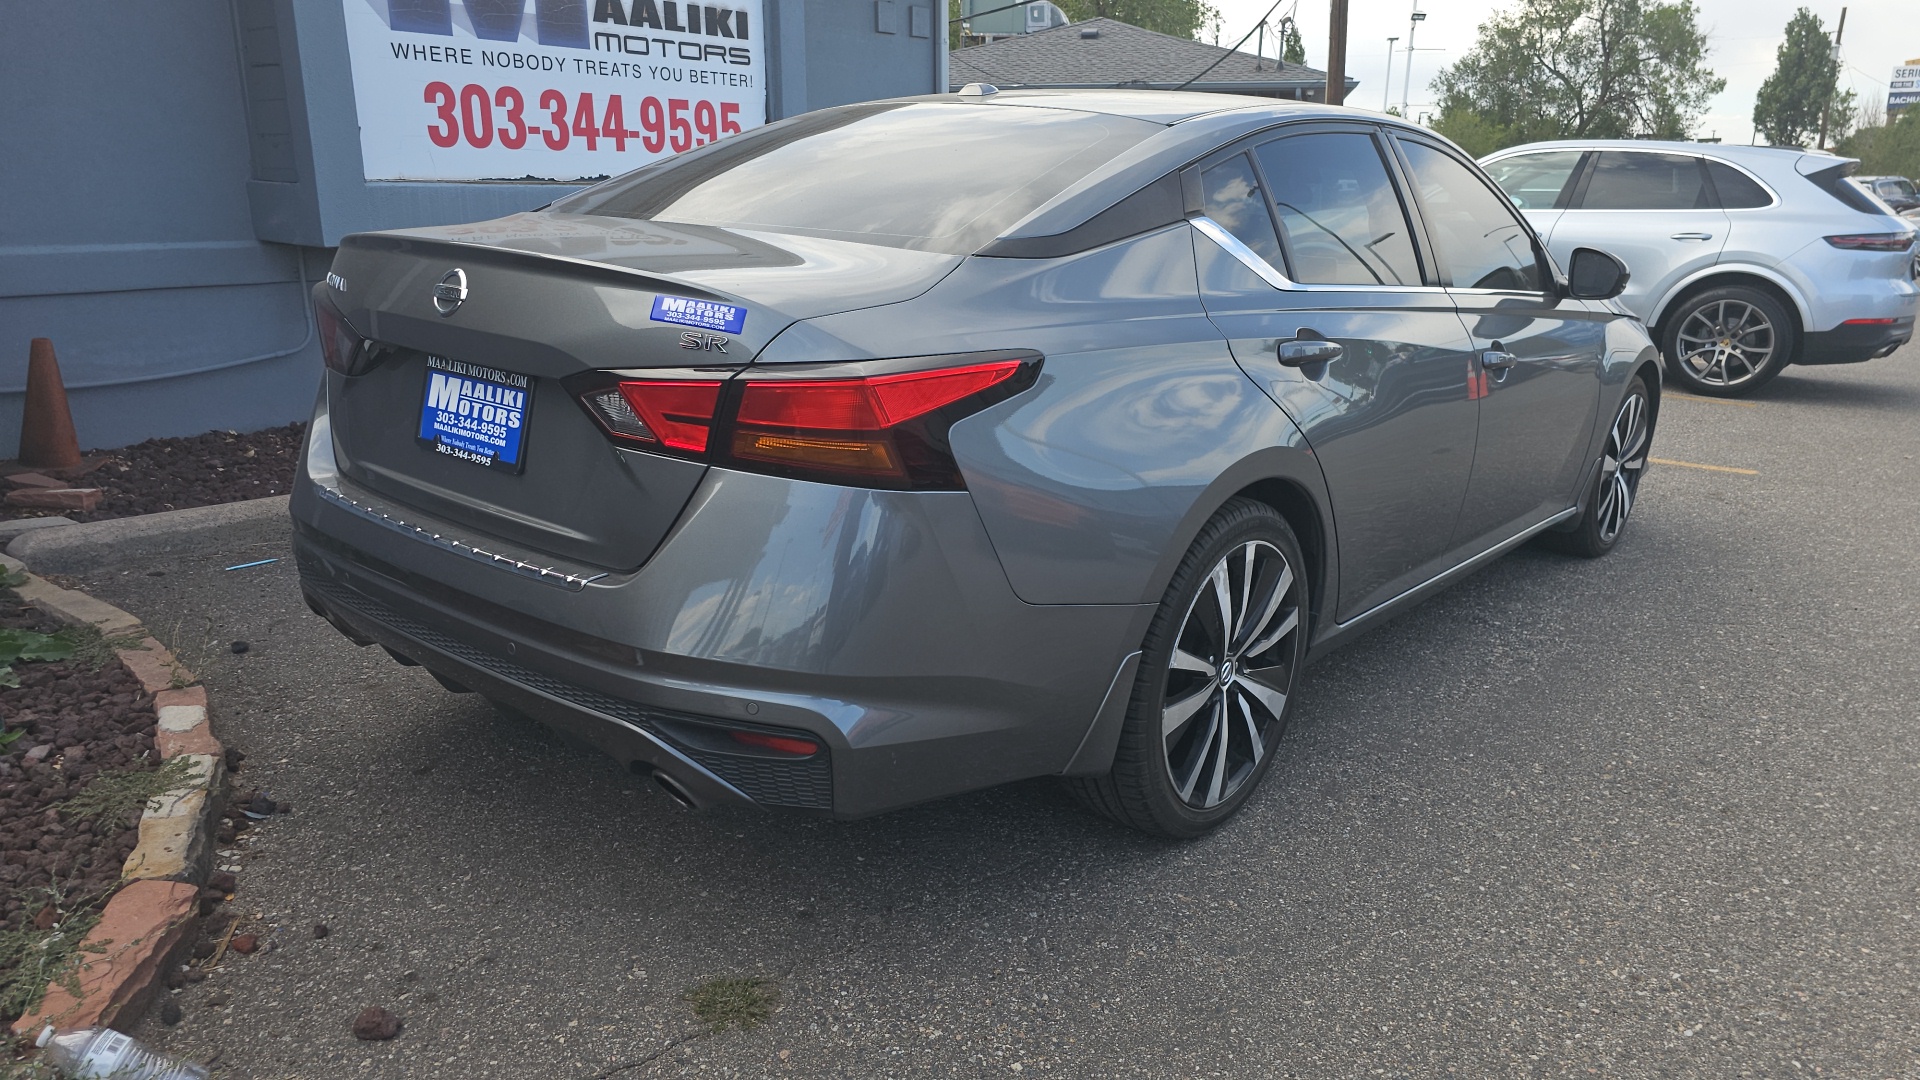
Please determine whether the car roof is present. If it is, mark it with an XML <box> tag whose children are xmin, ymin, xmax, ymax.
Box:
<box><xmin>903</xmin><ymin>87</ymin><xmax>1365</xmax><ymax>126</ymax></box>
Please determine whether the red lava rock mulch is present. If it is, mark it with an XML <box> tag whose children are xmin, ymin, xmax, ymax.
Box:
<box><xmin>0</xmin><ymin>598</ymin><xmax>157</xmax><ymax>1025</ymax></box>
<box><xmin>2</xmin><ymin>422</ymin><xmax>305</xmax><ymax>524</ymax></box>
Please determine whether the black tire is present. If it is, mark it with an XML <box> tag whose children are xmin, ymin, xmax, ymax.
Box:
<box><xmin>1542</xmin><ymin>376</ymin><xmax>1651</xmax><ymax>558</ymax></box>
<box><xmin>1659</xmin><ymin>285</ymin><xmax>1796</xmax><ymax>397</ymax></box>
<box><xmin>1067</xmin><ymin>498</ymin><xmax>1309</xmax><ymax>838</ymax></box>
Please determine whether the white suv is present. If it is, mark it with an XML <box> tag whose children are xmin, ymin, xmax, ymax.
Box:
<box><xmin>1483</xmin><ymin>141</ymin><xmax>1918</xmax><ymax>396</ymax></box>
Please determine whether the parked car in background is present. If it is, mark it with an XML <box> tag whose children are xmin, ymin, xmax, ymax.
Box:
<box><xmin>1484</xmin><ymin>142</ymin><xmax>1919</xmax><ymax>396</ymax></box>
<box><xmin>297</xmin><ymin>91</ymin><xmax>1658</xmax><ymax>837</ymax></box>
<box><xmin>1855</xmin><ymin>175</ymin><xmax>1920</xmax><ymax>217</ymax></box>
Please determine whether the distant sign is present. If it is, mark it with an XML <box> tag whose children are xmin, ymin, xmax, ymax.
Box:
<box><xmin>341</xmin><ymin>0</ymin><xmax>766</xmax><ymax>181</ymax></box>
<box><xmin>1890</xmin><ymin>62</ymin><xmax>1920</xmax><ymax>115</ymax></box>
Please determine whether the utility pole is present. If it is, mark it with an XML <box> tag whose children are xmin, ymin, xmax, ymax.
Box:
<box><xmin>1383</xmin><ymin>37</ymin><xmax>1398</xmax><ymax>111</ymax></box>
<box><xmin>1401</xmin><ymin>5</ymin><xmax>1427</xmax><ymax>117</ymax></box>
<box><xmin>1817</xmin><ymin>6</ymin><xmax>1847</xmax><ymax>149</ymax></box>
<box><xmin>1326</xmin><ymin>0</ymin><xmax>1350</xmax><ymax>105</ymax></box>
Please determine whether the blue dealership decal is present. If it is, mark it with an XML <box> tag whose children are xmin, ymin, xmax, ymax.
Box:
<box><xmin>651</xmin><ymin>295</ymin><xmax>747</xmax><ymax>334</ymax></box>
<box><xmin>418</xmin><ymin>355</ymin><xmax>532</xmax><ymax>471</ymax></box>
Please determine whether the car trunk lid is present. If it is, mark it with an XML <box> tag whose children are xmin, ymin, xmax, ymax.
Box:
<box><xmin>322</xmin><ymin>214</ymin><xmax>961</xmax><ymax>571</ymax></box>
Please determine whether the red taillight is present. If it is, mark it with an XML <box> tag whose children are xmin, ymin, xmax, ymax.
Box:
<box><xmin>615</xmin><ymin>380</ymin><xmax>723</xmax><ymax>452</ymax></box>
<box><xmin>1824</xmin><ymin>233</ymin><xmax>1916</xmax><ymax>252</ymax></box>
<box><xmin>729</xmin><ymin>730</ymin><xmax>819</xmax><ymax>757</ymax></box>
<box><xmin>584</xmin><ymin>379</ymin><xmax>724</xmax><ymax>453</ymax></box>
<box><xmin>316</xmin><ymin>297</ymin><xmax>365</xmax><ymax>375</ymax></box>
<box><xmin>1841</xmin><ymin>317</ymin><xmax>1899</xmax><ymax>326</ymax></box>
<box><xmin>731</xmin><ymin>361</ymin><xmax>1025</xmax><ymax>483</ymax></box>
<box><xmin>574</xmin><ymin>353</ymin><xmax>1038</xmax><ymax>489</ymax></box>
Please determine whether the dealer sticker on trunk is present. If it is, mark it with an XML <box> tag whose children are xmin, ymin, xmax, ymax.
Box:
<box><xmin>417</xmin><ymin>355</ymin><xmax>532</xmax><ymax>472</ymax></box>
<box><xmin>650</xmin><ymin>295</ymin><xmax>746</xmax><ymax>334</ymax></box>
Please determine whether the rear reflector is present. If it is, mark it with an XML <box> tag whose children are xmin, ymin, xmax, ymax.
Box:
<box><xmin>1824</xmin><ymin>233</ymin><xmax>1916</xmax><ymax>252</ymax></box>
<box><xmin>1840</xmin><ymin>317</ymin><xmax>1899</xmax><ymax>326</ymax></box>
<box><xmin>729</xmin><ymin>730</ymin><xmax>820</xmax><ymax>756</ymax></box>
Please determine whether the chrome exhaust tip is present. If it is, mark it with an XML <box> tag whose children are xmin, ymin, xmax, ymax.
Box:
<box><xmin>647</xmin><ymin>767</ymin><xmax>700</xmax><ymax>811</ymax></box>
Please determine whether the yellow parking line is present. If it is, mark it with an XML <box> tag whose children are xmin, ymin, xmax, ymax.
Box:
<box><xmin>1665</xmin><ymin>393</ymin><xmax>1760</xmax><ymax>408</ymax></box>
<box><xmin>1649</xmin><ymin>457</ymin><xmax>1759</xmax><ymax>475</ymax></box>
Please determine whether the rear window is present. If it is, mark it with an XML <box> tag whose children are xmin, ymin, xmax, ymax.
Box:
<box><xmin>1579</xmin><ymin>152</ymin><xmax>1711</xmax><ymax>210</ymax></box>
<box><xmin>550</xmin><ymin>103</ymin><xmax>1158</xmax><ymax>255</ymax></box>
<box><xmin>1705</xmin><ymin>160</ymin><xmax>1773</xmax><ymax>208</ymax></box>
<box><xmin>1877</xmin><ymin>178</ymin><xmax>1917</xmax><ymax>200</ymax></box>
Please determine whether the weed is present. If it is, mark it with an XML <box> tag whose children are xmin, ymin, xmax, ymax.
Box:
<box><xmin>686</xmin><ymin>976</ymin><xmax>779</xmax><ymax>1033</ymax></box>
<box><xmin>0</xmin><ymin>630</ymin><xmax>70</xmax><ymax>690</ymax></box>
<box><xmin>48</xmin><ymin>625</ymin><xmax>144</xmax><ymax>672</ymax></box>
<box><xmin>0</xmin><ymin>887</ymin><xmax>105</xmax><ymax>1025</ymax></box>
<box><xmin>55</xmin><ymin>756</ymin><xmax>200</xmax><ymax>826</ymax></box>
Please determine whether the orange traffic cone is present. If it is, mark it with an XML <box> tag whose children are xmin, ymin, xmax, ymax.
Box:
<box><xmin>18</xmin><ymin>338</ymin><xmax>82</xmax><ymax>470</ymax></box>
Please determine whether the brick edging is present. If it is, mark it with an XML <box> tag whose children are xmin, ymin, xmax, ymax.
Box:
<box><xmin>4</xmin><ymin>553</ymin><xmax>223</xmax><ymax>1037</ymax></box>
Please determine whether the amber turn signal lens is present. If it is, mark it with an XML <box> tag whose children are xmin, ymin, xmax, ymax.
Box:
<box><xmin>731</xmin><ymin>431</ymin><xmax>897</xmax><ymax>475</ymax></box>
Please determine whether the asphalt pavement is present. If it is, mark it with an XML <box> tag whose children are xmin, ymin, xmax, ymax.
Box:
<box><xmin>71</xmin><ymin>347</ymin><xmax>1920</xmax><ymax>1079</ymax></box>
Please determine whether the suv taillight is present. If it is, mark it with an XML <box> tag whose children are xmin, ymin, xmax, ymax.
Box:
<box><xmin>575</xmin><ymin>352</ymin><xmax>1040</xmax><ymax>490</ymax></box>
<box><xmin>1824</xmin><ymin>232</ymin><xmax>1916</xmax><ymax>252</ymax></box>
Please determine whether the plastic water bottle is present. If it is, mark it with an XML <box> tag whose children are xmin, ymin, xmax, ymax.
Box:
<box><xmin>34</xmin><ymin>1026</ymin><xmax>209</xmax><ymax>1080</ymax></box>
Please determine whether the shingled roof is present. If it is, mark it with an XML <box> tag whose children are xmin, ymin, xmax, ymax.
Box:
<box><xmin>949</xmin><ymin>17</ymin><xmax>1358</xmax><ymax>100</ymax></box>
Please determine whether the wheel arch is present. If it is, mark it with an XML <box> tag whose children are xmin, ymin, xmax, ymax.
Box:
<box><xmin>1136</xmin><ymin>446</ymin><xmax>1339</xmax><ymax>646</ymax></box>
<box><xmin>1649</xmin><ymin>268</ymin><xmax>1810</xmax><ymax>345</ymax></box>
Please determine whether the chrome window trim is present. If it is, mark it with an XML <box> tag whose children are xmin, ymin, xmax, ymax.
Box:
<box><xmin>1189</xmin><ymin>215</ymin><xmax>1448</xmax><ymax>295</ymax></box>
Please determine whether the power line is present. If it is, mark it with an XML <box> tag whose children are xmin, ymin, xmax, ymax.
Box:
<box><xmin>1174</xmin><ymin>0</ymin><xmax>1294</xmax><ymax>91</ymax></box>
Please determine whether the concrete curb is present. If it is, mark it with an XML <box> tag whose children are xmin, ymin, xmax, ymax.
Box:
<box><xmin>5</xmin><ymin>495</ymin><xmax>290</xmax><ymax>575</ymax></box>
<box><xmin>5</xmin><ymin>552</ymin><xmax>225</xmax><ymax>1037</ymax></box>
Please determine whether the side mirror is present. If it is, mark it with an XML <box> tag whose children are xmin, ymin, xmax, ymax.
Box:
<box><xmin>1565</xmin><ymin>248</ymin><xmax>1630</xmax><ymax>301</ymax></box>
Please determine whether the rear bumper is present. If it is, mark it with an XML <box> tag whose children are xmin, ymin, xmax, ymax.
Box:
<box><xmin>292</xmin><ymin>408</ymin><xmax>1150</xmax><ymax>818</ymax></box>
<box><xmin>1798</xmin><ymin>316</ymin><xmax>1915</xmax><ymax>365</ymax></box>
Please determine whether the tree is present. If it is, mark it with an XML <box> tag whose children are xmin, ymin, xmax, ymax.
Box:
<box><xmin>1753</xmin><ymin>8</ymin><xmax>1853</xmax><ymax>147</ymax></box>
<box><xmin>1056</xmin><ymin>0</ymin><xmax>1220</xmax><ymax>40</ymax></box>
<box><xmin>1430</xmin><ymin>0</ymin><xmax>1724</xmax><ymax>156</ymax></box>
<box><xmin>1281</xmin><ymin>19</ymin><xmax>1306</xmax><ymax>65</ymax></box>
<box><xmin>1835</xmin><ymin>106</ymin><xmax>1920</xmax><ymax>178</ymax></box>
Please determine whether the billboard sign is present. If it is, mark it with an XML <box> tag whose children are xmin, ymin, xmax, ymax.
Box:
<box><xmin>1889</xmin><ymin>61</ymin><xmax>1920</xmax><ymax>116</ymax></box>
<box><xmin>341</xmin><ymin>0</ymin><xmax>767</xmax><ymax>181</ymax></box>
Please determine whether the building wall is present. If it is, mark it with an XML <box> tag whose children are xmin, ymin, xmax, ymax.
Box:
<box><xmin>1</xmin><ymin>3</ymin><xmax>325</xmax><ymax>453</ymax></box>
<box><xmin>0</xmin><ymin>0</ymin><xmax>944</xmax><ymax>455</ymax></box>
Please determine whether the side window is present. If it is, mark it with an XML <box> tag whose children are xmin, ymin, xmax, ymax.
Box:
<box><xmin>1200</xmin><ymin>154</ymin><xmax>1285</xmax><ymax>269</ymax></box>
<box><xmin>1251</xmin><ymin>131</ymin><xmax>1422</xmax><ymax>286</ymax></box>
<box><xmin>1579</xmin><ymin>152</ymin><xmax>1711</xmax><ymax>210</ymax></box>
<box><xmin>1704</xmin><ymin>161</ymin><xmax>1772</xmax><ymax>208</ymax></box>
<box><xmin>1397</xmin><ymin>140</ymin><xmax>1543</xmax><ymax>292</ymax></box>
<box><xmin>1483</xmin><ymin>151</ymin><xmax>1586</xmax><ymax>211</ymax></box>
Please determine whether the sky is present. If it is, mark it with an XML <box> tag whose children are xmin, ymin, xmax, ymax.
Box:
<box><xmin>1209</xmin><ymin>0</ymin><xmax>1917</xmax><ymax>145</ymax></box>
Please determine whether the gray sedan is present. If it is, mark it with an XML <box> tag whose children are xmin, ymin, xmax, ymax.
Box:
<box><xmin>297</xmin><ymin>89</ymin><xmax>1658</xmax><ymax>836</ymax></box>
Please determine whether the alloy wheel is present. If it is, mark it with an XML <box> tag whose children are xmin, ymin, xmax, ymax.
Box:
<box><xmin>1674</xmin><ymin>299</ymin><xmax>1776</xmax><ymax>388</ymax></box>
<box><xmin>1161</xmin><ymin>540</ymin><xmax>1302</xmax><ymax>810</ymax></box>
<box><xmin>1596</xmin><ymin>390</ymin><xmax>1649</xmax><ymax>544</ymax></box>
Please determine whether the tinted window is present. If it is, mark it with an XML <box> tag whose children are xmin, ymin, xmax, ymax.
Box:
<box><xmin>1201</xmin><ymin>154</ymin><xmax>1286</xmax><ymax>268</ymax></box>
<box><xmin>553</xmin><ymin>103</ymin><xmax>1157</xmax><ymax>255</ymax></box>
<box><xmin>1252</xmin><ymin>132</ymin><xmax>1421</xmax><ymax>286</ymax></box>
<box><xmin>1580</xmin><ymin>152</ymin><xmax>1710</xmax><ymax>210</ymax></box>
<box><xmin>1398</xmin><ymin>140</ymin><xmax>1542</xmax><ymax>292</ymax></box>
<box><xmin>1706</xmin><ymin>161</ymin><xmax>1773</xmax><ymax>208</ymax></box>
<box><xmin>1484</xmin><ymin>151</ymin><xmax>1585</xmax><ymax>210</ymax></box>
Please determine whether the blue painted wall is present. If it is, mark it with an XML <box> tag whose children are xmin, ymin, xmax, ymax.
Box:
<box><xmin>0</xmin><ymin>0</ymin><xmax>943</xmax><ymax>454</ymax></box>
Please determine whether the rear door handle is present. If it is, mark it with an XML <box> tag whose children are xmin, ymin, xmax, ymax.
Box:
<box><xmin>1481</xmin><ymin>350</ymin><xmax>1518</xmax><ymax>370</ymax></box>
<box><xmin>1278</xmin><ymin>339</ymin><xmax>1344</xmax><ymax>367</ymax></box>
<box><xmin>1670</xmin><ymin>232</ymin><xmax>1714</xmax><ymax>241</ymax></box>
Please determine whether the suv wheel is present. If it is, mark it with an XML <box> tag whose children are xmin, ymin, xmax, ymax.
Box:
<box><xmin>1660</xmin><ymin>285</ymin><xmax>1796</xmax><ymax>396</ymax></box>
<box><xmin>1068</xmin><ymin>499</ymin><xmax>1308</xmax><ymax>838</ymax></box>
